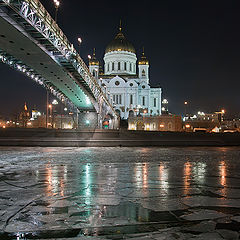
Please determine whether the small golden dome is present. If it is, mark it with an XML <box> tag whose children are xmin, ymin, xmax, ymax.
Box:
<box><xmin>89</xmin><ymin>48</ymin><xmax>99</xmax><ymax>66</ymax></box>
<box><xmin>138</xmin><ymin>47</ymin><xmax>149</xmax><ymax>65</ymax></box>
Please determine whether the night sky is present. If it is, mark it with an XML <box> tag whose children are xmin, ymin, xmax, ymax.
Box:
<box><xmin>1</xmin><ymin>0</ymin><xmax>240</xmax><ymax>118</ymax></box>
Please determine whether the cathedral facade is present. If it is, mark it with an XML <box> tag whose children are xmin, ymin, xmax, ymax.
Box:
<box><xmin>88</xmin><ymin>26</ymin><xmax>162</xmax><ymax>119</ymax></box>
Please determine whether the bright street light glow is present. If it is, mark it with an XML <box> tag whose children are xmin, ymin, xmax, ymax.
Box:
<box><xmin>86</xmin><ymin>96</ymin><xmax>91</xmax><ymax>105</ymax></box>
<box><xmin>78</xmin><ymin>38</ymin><xmax>82</xmax><ymax>44</ymax></box>
<box><xmin>54</xmin><ymin>0</ymin><xmax>60</xmax><ymax>7</ymax></box>
<box><xmin>52</xmin><ymin>99</ymin><xmax>58</xmax><ymax>105</ymax></box>
<box><xmin>88</xmin><ymin>55</ymin><xmax>91</xmax><ymax>60</ymax></box>
<box><xmin>162</xmin><ymin>99</ymin><xmax>168</xmax><ymax>104</ymax></box>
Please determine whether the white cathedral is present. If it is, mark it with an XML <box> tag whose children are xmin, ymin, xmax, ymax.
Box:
<box><xmin>88</xmin><ymin>25</ymin><xmax>162</xmax><ymax>119</ymax></box>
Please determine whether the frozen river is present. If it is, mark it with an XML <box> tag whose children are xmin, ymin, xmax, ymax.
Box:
<box><xmin>0</xmin><ymin>147</ymin><xmax>240</xmax><ymax>239</ymax></box>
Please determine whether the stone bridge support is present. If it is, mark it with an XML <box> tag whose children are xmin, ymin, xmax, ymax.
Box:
<box><xmin>77</xmin><ymin>111</ymin><xmax>120</xmax><ymax>130</ymax></box>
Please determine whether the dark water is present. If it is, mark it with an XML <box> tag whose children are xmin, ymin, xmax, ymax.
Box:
<box><xmin>0</xmin><ymin>147</ymin><xmax>240</xmax><ymax>239</ymax></box>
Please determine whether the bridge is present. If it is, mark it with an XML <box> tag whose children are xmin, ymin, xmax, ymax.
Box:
<box><xmin>0</xmin><ymin>0</ymin><xmax>119</xmax><ymax>129</ymax></box>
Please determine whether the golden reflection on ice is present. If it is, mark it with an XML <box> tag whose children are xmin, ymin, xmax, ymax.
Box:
<box><xmin>219</xmin><ymin>160</ymin><xmax>227</xmax><ymax>196</ymax></box>
<box><xmin>142</xmin><ymin>163</ymin><xmax>148</xmax><ymax>190</ymax></box>
<box><xmin>45</xmin><ymin>164</ymin><xmax>66</xmax><ymax>197</ymax></box>
<box><xmin>184</xmin><ymin>162</ymin><xmax>191</xmax><ymax>196</ymax></box>
<box><xmin>159</xmin><ymin>163</ymin><xmax>169</xmax><ymax>193</ymax></box>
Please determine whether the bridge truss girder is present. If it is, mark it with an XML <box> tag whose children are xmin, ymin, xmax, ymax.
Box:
<box><xmin>0</xmin><ymin>0</ymin><xmax>118</xmax><ymax>127</ymax></box>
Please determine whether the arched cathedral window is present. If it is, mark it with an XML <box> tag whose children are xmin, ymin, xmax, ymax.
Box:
<box><xmin>118</xmin><ymin>62</ymin><xmax>121</xmax><ymax>70</ymax></box>
<box><xmin>142</xmin><ymin>69</ymin><xmax>146</xmax><ymax>77</ymax></box>
<box><xmin>112</xmin><ymin>62</ymin><xmax>114</xmax><ymax>71</ymax></box>
<box><xmin>124</xmin><ymin>62</ymin><xmax>127</xmax><ymax>70</ymax></box>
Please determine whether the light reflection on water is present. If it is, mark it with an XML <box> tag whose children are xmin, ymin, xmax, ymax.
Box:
<box><xmin>183</xmin><ymin>161</ymin><xmax>191</xmax><ymax>196</ymax></box>
<box><xmin>3</xmin><ymin>146</ymin><xmax>236</xmax><ymax>237</ymax></box>
<box><xmin>40</xmin><ymin>147</ymin><xmax>235</xmax><ymax>205</ymax></box>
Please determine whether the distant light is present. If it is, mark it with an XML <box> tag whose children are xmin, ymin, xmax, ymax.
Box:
<box><xmin>2</xmin><ymin>125</ymin><xmax>6</xmax><ymax>129</ymax></box>
<box><xmin>221</xmin><ymin>109</ymin><xmax>225</xmax><ymax>114</ymax></box>
<box><xmin>185</xmin><ymin>124</ymin><xmax>191</xmax><ymax>128</ymax></box>
<box><xmin>54</xmin><ymin>0</ymin><xmax>60</xmax><ymax>7</ymax></box>
<box><xmin>86</xmin><ymin>96</ymin><xmax>91</xmax><ymax>105</ymax></box>
<box><xmin>184</xmin><ymin>101</ymin><xmax>188</xmax><ymax>105</ymax></box>
<box><xmin>160</xmin><ymin>124</ymin><xmax>164</xmax><ymax>128</ymax></box>
<box><xmin>161</xmin><ymin>107</ymin><xmax>165</xmax><ymax>111</ymax></box>
<box><xmin>48</xmin><ymin>104</ymin><xmax>52</xmax><ymax>108</ymax></box>
<box><xmin>78</xmin><ymin>37</ymin><xmax>82</xmax><ymax>44</ymax></box>
<box><xmin>162</xmin><ymin>99</ymin><xmax>168</xmax><ymax>104</ymax></box>
<box><xmin>64</xmin><ymin>107</ymin><xmax>67</xmax><ymax>111</ymax></box>
<box><xmin>198</xmin><ymin>111</ymin><xmax>205</xmax><ymax>116</ymax></box>
<box><xmin>86</xmin><ymin>120</ymin><xmax>90</xmax><ymax>124</ymax></box>
<box><xmin>88</xmin><ymin>55</ymin><xmax>91</xmax><ymax>60</ymax></box>
<box><xmin>52</xmin><ymin>99</ymin><xmax>58</xmax><ymax>105</ymax></box>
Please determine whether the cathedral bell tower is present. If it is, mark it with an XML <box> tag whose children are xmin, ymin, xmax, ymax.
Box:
<box><xmin>138</xmin><ymin>47</ymin><xmax>149</xmax><ymax>84</ymax></box>
<box><xmin>89</xmin><ymin>48</ymin><xmax>99</xmax><ymax>79</ymax></box>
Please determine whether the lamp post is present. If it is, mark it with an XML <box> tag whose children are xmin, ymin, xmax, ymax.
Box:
<box><xmin>221</xmin><ymin>109</ymin><xmax>225</xmax><ymax>122</ymax></box>
<box><xmin>53</xmin><ymin>0</ymin><xmax>60</xmax><ymax>23</ymax></box>
<box><xmin>88</xmin><ymin>54</ymin><xmax>91</xmax><ymax>65</ymax></box>
<box><xmin>184</xmin><ymin>101</ymin><xmax>188</xmax><ymax>118</ymax></box>
<box><xmin>48</xmin><ymin>104</ymin><xmax>52</xmax><ymax>128</ymax></box>
<box><xmin>46</xmin><ymin>90</ymin><xmax>49</xmax><ymax>128</ymax></box>
<box><xmin>162</xmin><ymin>99</ymin><xmax>168</xmax><ymax>114</ymax></box>
<box><xmin>77</xmin><ymin>38</ymin><xmax>82</xmax><ymax>54</ymax></box>
<box><xmin>51</xmin><ymin>100</ymin><xmax>58</xmax><ymax>128</ymax></box>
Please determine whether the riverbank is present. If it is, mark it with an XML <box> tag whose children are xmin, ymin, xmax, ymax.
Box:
<box><xmin>0</xmin><ymin>128</ymin><xmax>240</xmax><ymax>147</ymax></box>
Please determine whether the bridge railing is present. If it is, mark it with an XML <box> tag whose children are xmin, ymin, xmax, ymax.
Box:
<box><xmin>1</xmin><ymin>0</ymin><xmax>117</xmax><ymax>117</ymax></box>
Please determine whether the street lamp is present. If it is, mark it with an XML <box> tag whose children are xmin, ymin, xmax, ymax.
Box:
<box><xmin>48</xmin><ymin>104</ymin><xmax>52</xmax><ymax>128</ymax></box>
<box><xmin>53</xmin><ymin>0</ymin><xmax>60</xmax><ymax>23</ymax></box>
<box><xmin>184</xmin><ymin>101</ymin><xmax>188</xmax><ymax>118</ymax></box>
<box><xmin>88</xmin><ymin>54</ymin><xmax>91</xmax><ymax>64</ymax></box>
<box><xmin>221</xmin><ymin>109</ymin><xmax>225</xmax><ymax>122</ymax></box>
<box><xmin>52</xmin><ymin>99</ymin><xmax>58</xmax><ymax>105</ymax></box>
<box><xmin>77</xmin><ymin>37</ymin><xmax>82</xmax><ymax>54</ymax></box>
<box><xmin>51</xmin><ymin>100</ymin><xmax>58</xmax><ymax>128</ymax></box>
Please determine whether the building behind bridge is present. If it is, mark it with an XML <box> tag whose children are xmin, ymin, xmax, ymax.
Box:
<box><xmin>88</xmin><ymin>25</ymin><xmax>162</xmax><ymax>120</ymax></box>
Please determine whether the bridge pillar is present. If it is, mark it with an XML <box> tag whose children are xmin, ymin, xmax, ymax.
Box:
<box><xmin>77</xmin><ymin>111</ymin><xmax>98</xmax><ymax>130</ymax></box>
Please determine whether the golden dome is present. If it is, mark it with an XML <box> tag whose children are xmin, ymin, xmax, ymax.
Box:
<box><xmin>138</xmin><ymin>47</ymin><xmax>149</xmax><ymax>65</ymax></box>
<box><xmin>89</xmin><ymin>48</ymin><xmax>99</xmax><ymax>66</ymax></box>
<box><xmin>105</xmin><ymin>24</ymin><xmax>135</xmax><ymax>54</ymax></box>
